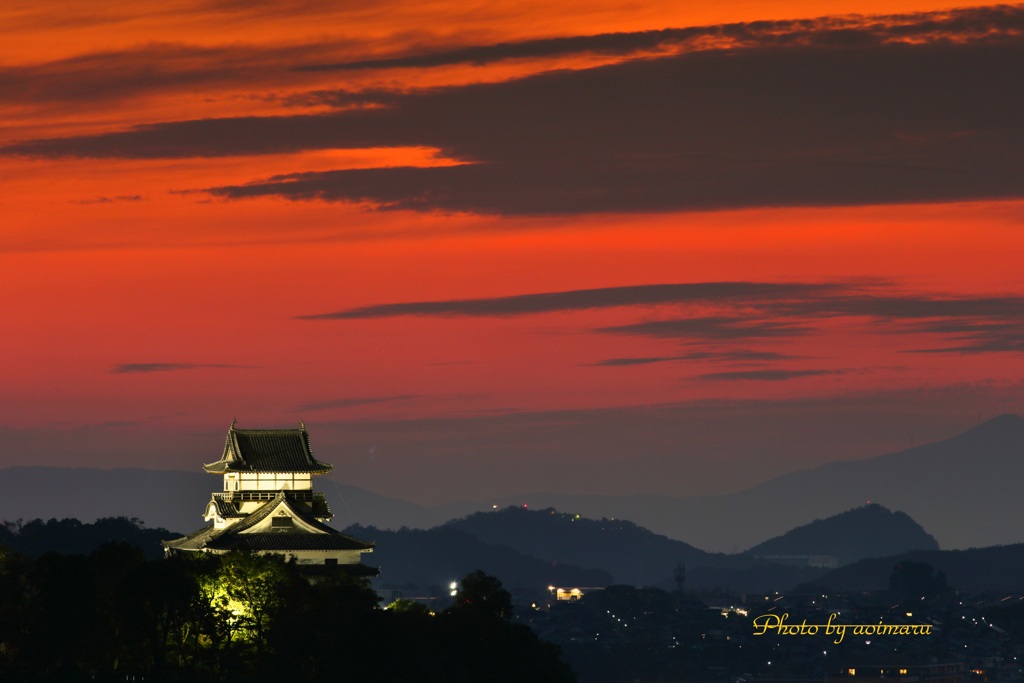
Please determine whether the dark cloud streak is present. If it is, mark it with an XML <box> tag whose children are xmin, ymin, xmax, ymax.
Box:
<box><xmin>208</xmin><ymin>41</ymin><xmax>1024</xmax><ymax>214</ymax></box>
<box><xmin>296</xmin><ymin>395</ymin><xmax>419</xmax><ymax>411</ymax></box>
<box><xmin>771</xmin><ymin>294</ymin><xmax>1024</xmax><ymax>320</ymax></box>
<box><xmin>588</xmin><ymin>350</ymin><xmax>798</xmax><ymax>366</ymax></box>
<box><xmin>299</xmin><ymin>282</ymin><xmax>838</xmax><ymax>319</ymax></box>
<box><xmin>298</xmin><ymin>279</ymin><xmax>1024</xmax><ymax>356</ymax></box>
<box><xmin>597</xmin><ymin>317</ymin><xmax>813</xmax><ymax>342</ymax></box>
<box><xmin>111</xmin><ymin>362</ymin><xmax>253</xmax><ymax>374</ymax></box>
<box><xmin>297</xmin><ymin>6</ymin><xmax>1024</xmax><ymax>72</ymax></box>
<box><xmin>906</xmin><ymin>320</ymin><xmax>1024</xmax><ymax>354</ymax></box>
<box><xmin>4</xmin><ymin>8</ymin><xmax>1023</xmax><ymax>214</ymax></box>
<box><xmin>694</xmin><ymin>369</ymin><xmax>838</xmax><ymax>381</ymax></box>
<box><xmin>295</xmin><ymin>29</ymin><xmax>701</xmax><ymax>71</ymax></box>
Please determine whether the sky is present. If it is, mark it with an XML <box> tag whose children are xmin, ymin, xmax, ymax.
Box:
<box><xmin>2</xmin><ymin>0</ymin><xmax>1023</xmax><ymax>505</ymax></box>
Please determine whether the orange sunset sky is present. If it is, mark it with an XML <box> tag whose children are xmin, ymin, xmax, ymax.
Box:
<box><xmin>2</xmin><ymin>0</ymin><xmax>1023</xmax><ymax>504</ymax></box>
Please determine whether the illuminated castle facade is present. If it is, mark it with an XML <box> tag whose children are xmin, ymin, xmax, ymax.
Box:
<box><xmin>163</xmin><ymin>421</ymin><xmax>377</xmax><ymax>575</ymax></box>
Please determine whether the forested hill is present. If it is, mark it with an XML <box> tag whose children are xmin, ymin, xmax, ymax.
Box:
<box><xmin>0</xmin><ymin>517</ymin><xmax>178</xmax><ymax>559</ymax></box>
<box><xmin>807</xmin><ymin>543</ymin><xmax>1024</xmax><ymax>593</ymax></box>
<box><xmin>342</xmin><ymin>523</ymin><xmax>613</xmax><ymax>589</ymax></box>
<box><xmin>743</xmin><ymin>504</ymin><xmax>940</xmax><ymax>565</ymax></box>
<box><xmin>440</xmin><ymin>503</ymin><xmax>948</xmax><ymax>589</ymax></box>
<box><xmin>445</xmin><ymin>506</ymin><xmax>730</xmax><ymax>586</ymax></box>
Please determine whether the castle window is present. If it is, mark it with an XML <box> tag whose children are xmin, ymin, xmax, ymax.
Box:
<box><xmin>271</xmin><ymin>516</ymin><xmax>294</xmax><ymax>529</ymax></box>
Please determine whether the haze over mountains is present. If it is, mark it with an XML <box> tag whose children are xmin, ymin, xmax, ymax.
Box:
<box><xmin>11</xmin><ymin>501</ymin><xmax>1017</xmax><ymax>594</ymax></box>
<box><xmin>0</xmin><ymin>502</ymin><xmax>943</xmax><ymax>593</ymax></box>
<box><xmin>336</xmin><ymin>504</ymin><xmax>921</xmax><ymax>593</ymax></box>
<box><xmin>474</xmin><ymin>413</ymin><xmax>1024</xmax><ymax>552</ymax></box>
<box><xmin>1</xmin><ymin>414</ymin><xmax>1021</xmax><ymax>551</ymax></box>
<box><xmin>429</xmin><ymin>503</ymin><xmax>938</xmax><ymax>589</ymax></box>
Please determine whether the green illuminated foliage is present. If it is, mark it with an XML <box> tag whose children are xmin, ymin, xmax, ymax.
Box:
<box><xmin>386</xmin><ymin>598</ymin><xmax>434</xmax><ymax>616</ymax></box>
<box><xmin>0</xmin><ymin>528</ymin><xmax>574</xmax><ymax>683</ymax></box>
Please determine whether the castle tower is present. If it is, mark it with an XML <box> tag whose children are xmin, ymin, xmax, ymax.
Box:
<box><xmin>163</xmin><ymin>421</ymin><xmax>377</xmax><ymax>575</ymax></box>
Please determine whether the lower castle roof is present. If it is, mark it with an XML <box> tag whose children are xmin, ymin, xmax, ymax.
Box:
<box><xmin>164</xmin><ymin>492</ymin><xmax>373</xmax><ymax>554</ymax></box>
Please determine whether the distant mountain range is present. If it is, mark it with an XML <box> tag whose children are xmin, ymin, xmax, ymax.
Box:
<box><xmin>430</xmin><ymin>503</ymin><xmax>937</xmax><ymax>589</ymax></box>
<box><xmin>345</xmin><ymin>508</ymin><xmax>808</xmax><ymax>593</ymax></box>
<box><xmin>340</xmin><ymin>505</ymin><xmax>1024</xmax><ymax>594</ymax></box>
<box><xmin>0</xmin><ymin>501</ymin><xmax>943</xmax><ymax>594</ymax></box>
<box><xmin>462</xmin><ymin>413</ymin><xmax>1024</xmax><ymax>552</ymax></box>
<box><xmin>2</xmin><ymin>414</ymin><xmax>1022</xmax><ymax>551</ymax></box>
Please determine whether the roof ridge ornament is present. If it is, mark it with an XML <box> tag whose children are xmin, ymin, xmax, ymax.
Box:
<box><xmin>231</xmin><ymin>417</ymin><xmax>237</xmax><ymax>430</ymax></box>
<box><xmin>299</xmin><ymin>418</ymin><xmax>306</xmax><ymax>431</ymax></box>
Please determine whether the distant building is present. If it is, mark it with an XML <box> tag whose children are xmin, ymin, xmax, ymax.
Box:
<box><xmin>164</xmin><ymin>420</ymin><xmax>378</xmax><ymax>576</ymax></box>
<box><xmin>547</xmin><ymin>585</ymin><xmax>605</xmax><ymax>602</ymax></box>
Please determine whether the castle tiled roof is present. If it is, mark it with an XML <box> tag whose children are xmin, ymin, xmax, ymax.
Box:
<box><xmin>208</xmin><ymin>496</ymin><xmax>243</xmax><ymax>518</ymax></box>
<box><xmin>204</xmin><ymin>533</ymin><xmax>373</xmax><ymax>552</ymax></box>
<box><xmin>204</xmin><ymin>421</ymin><xmax>332</xmax><ymax>474</ymax></box>
<box><xmin>164</xmin><ymin>493</ymin><xmax>373</xmax><ymax>553</ymax></box>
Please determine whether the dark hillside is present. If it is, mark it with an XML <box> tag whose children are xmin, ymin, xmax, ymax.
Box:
<box><xmin>744</xmin><ymin>503</ymin><xmax>939</xmax><ymax>565</ymax></box>
<box><xmin>446</xmin><ymin>506</ymin><xmax>735</xmax><ymax>585</ymax></box>
<box><xmin>344</xmin><ymin>523</ymin><xmax>612</xmax><ymax>591</ymax></box>
<box><xmin>1</xmin><ymin>516</ymin><xmax>178</xmax><ymax>559</ymax></box>
<box><xmin>809</xmin><ymin>544</ymin><xmax>1024</xmax><ymax>592</ymax></box>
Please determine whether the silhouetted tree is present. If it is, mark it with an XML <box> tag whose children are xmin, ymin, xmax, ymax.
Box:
<box><xmin>91</xmin><ymin>542</ymin><xmax>151</xmax><ymax>675</ymax></box>
<box><xmin>134</xmin><ymin>554</ymin><xmax>202</xmax><ymax>679</ymax></box>
<box><xmin>23</xmin><ymin>552</ymin><xmax>97</xmax><ymax>681</ymax></box>
<box><xmin>0</xmin><ymin>546</ymin><xmax>30</xmax><ymax>674</ymax></box>
<box><xmin>264</xmin><ymin>567</ymin><xmax>380</xmax><ymax>681</ymax></box>
<box><xmin>451</xmin><ymin>568</ymin><xmax>514</xmax><ymax>619</ymax></box>
<box><xmin>439</xmin><ymin>571</ymin><xmax>574</xmax><ymax>683</ymax></box>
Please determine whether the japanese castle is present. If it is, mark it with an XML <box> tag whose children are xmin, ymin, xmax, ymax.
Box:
<box><xmin>163</xmin><ymin>420</ymin><xmax>378</xmax><ymax>576</ymax></box>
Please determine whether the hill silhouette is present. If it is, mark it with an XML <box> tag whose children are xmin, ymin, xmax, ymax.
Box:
<box><xmin>342</xmin><ymin>523</ymin><xmax>612</xmax><ymax>592</ymax></box>
<box><xmin>446</xmin><ymin>506</ymin><xmax>726</xmax><ymax>586</ymax></box>
<box><xmin>442</xmin><ymin>503</ymin><xmax>939</xmax><ymax>589</ymax></box>
<box><xmin>744</xmin><ymin>503</ymin><xmax>939</xmax><ymax>565</ymax></box>
<box><xmin>808</xmin><ymin>544</ymin><xmax>1024</xmax><ymax>593</ymax></box>
<box><xmin>0</xmin><ymin>516</ymin><xmax>178</xmax><ymax>559</ymax></box>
